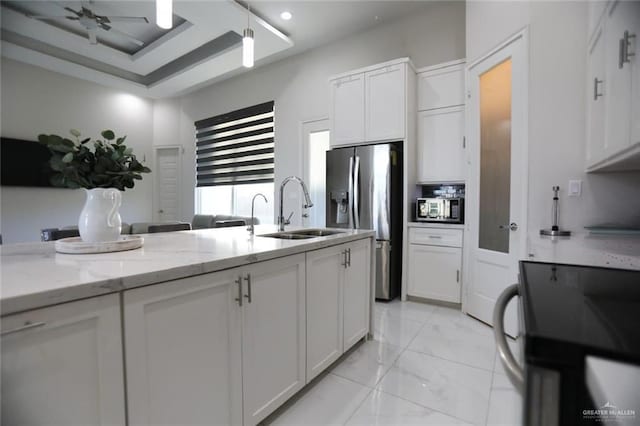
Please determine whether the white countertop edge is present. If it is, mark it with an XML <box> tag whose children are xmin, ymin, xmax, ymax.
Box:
<box><xmin>1</xmin><ymin>228</ymin><xmax>375</xmax><ymax>316</ymax></box>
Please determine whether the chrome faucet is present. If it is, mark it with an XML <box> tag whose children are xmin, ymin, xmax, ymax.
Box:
<box><xmin>248</xmin><ymin>193</ymin><xmax>268</xmax><ymax>235</ymax></box>
<box><xmin>278</xmin><ymin>176</ymin><xmax>313</xmax><ymax>231</ymax></box>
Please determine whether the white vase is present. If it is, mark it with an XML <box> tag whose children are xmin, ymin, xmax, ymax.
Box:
<box><xmin>78</xmin><ymin>188</ymin><xmax>122</xmax><ymax>243</ymax></box>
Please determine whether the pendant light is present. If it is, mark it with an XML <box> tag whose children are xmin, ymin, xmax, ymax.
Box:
<box><xmin>156</xmin><ymin>0</ymin><xmax>172</xmax><ymax>29</ymax></box>
<box><xmin>242</xmin><ymin>4</ymin><xmax>254</xmax><ymax>68</ymax></box>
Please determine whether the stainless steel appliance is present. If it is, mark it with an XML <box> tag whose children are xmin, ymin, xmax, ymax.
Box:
<box><xmin>326</xmin><ymin>143</ymin><xmax>402</xmax><ymax>300</ymax></box>
<box><xmin>494</xmin><ymin>262</ymin><xmax>640</xmax><ymax>425</ymax></box>
<box><xmin>416</xmin><ymin>197</ymin><xmax>464</xmax><ymax>223</ymax></box>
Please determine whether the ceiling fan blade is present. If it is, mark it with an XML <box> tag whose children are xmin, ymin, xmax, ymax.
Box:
<box><xmin>28</xmin><ymin>15</ymin><xmax>79</xmax><ymax>20</ymax></box>
<box><xmin>100</xmin><ymin>25</ymin><xmax>145</xmax><ymax>47</ymax></box>
<box><xmin>101</xmin><ymin>16</ymin><xmax>149</xmax><ymax>24</ymax></box>
<box><xmin>88</xmin><ymin>29</ymin><xmax>97</xmax><ymax>45</ymax></box>
<box><xmin>64</xmin><ymin>7</ymin><xmax>82</xmax><ymax>16</ymax></box>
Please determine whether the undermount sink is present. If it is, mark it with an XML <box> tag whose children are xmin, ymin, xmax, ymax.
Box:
<box><xmin>287</xmin><ymin>229</ymin><xmax>345</xmax><ymax>237</ymax></box>
<box><xmin>260</xmin><ymin>229</ymin><xmax>345</xmax><ymax>240</ymax></box>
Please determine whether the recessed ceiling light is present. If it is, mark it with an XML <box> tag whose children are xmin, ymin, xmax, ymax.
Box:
<box><xmin>280</xmin><ymin>11</ymin><xmax>292</xmax><ymax>20</ymax></box>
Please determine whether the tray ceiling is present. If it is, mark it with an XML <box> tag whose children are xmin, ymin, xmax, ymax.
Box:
<box><xmin>1</xmin><ymin>1</ymin><xmax>293</xmax><ymax>98</ymax></box>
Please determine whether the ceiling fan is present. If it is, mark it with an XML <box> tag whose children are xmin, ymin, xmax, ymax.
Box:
<box><xmin>26</xmin><ymin>3</ymin><xmax>150</xmax><ymax>47</ymax></box>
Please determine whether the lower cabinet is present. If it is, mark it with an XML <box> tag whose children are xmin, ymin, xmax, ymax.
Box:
<box><xmin>1</xmin><ymin>294</ymin><xmax>125</xmax><ymax>426</ymax></box>
<box><xmin>306</xmin><ymin>239</ymin><xmax>371</xmax><ymax>382</ymax></box>
<box><xmin>124</xmin><ymin>269</ymin><xmax>243</xmax><ymax>426</ymax></box>
<box><xmin>124</xmin><ymin>253</ymin><xmax>306</xmax><ymax>426</ymax></box>
<box><xmin>408</xmin><ymin>227</ymin><xmax>462</xmax><ymax>303</ymax></box>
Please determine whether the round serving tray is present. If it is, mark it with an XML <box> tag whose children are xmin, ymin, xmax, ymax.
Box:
<box><xmin>55</xmin><ymin>235</ymin><xmax>144</xmax><ymax>254</ymax></box>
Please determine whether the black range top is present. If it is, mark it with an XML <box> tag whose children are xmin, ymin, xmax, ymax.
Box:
<box><xmin>519</xmin><ymin>261</ymin><xmax>640</xmax><ymax>366</ymax></box>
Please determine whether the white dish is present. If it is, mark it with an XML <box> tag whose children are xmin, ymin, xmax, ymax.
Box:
<box><xmin>55</xmin><ymin>235</ymin><xmax>144</xmax><ymax>254</ymax></box>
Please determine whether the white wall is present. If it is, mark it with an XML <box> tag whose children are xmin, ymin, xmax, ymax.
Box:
<box><xmin>466</xmin><ymin>1</ymin><xmax>640</xmax><ymax>267</ymax></box>
<box><xmin>1</xmin><ymin>59</ymin><xmax>155</xmax><ymax>243</ymax></box>
<box><xmin>163</xmin><ymin>1</ymin><xmax>465</xmax><ymax>224</ymax></box>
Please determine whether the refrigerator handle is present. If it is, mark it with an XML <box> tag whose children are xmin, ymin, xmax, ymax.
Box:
<box><xmin>348</xmin><ymin>156</ymin><xmax>355</xmax><ymax>228</ymax></box>
<box><xmin>353</xmin><ymin>155</ymin><xmax>360</xmax><ymax>229</ymax></box>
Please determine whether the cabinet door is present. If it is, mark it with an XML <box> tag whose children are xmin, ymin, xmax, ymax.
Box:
<box><xmin>587</xmin><ymin>25</ymin><xmax>607</xmax><ymax>167</ymax></box>
<box><xmin>417</xmin><ymin>106</ymin><xmax>465</xmax><ymax>183</ymax></box>
<box><xmin>604</xmin><ymin>1</ymin><xmax>635</xmax><ymax>156</ymax></box>
<box><xmin>408</xmin><ymin>244</ymin><xmax>462</xmax><ymax>303</ymax></box>
<box><xmin>365</xmin><ymin>64</ymin><xmax>406</xmax><ymax>141</ymax></box>
<box><xmin>418</xmin><ymin>65</ymin><xmax>465</xmax><ymax>111</ymax></box>
<box><xmin>1</xmin><ymin>294</ymin><xmax>125</xmax><ymax>426</ymax></box>
<box><xmin>331</xmin><ymin>74</ymin><xmax>365</xmax><ymax>146</ymax></box>
<box><xmin>306</xmin><ymin>245</ymin><xmax>344</xmax><ymax>382</ymax></box>
<box><xmin>343</xmin><ymin>238</ymin><xmax>371</xmax><ymax>350</ymax></box>
<box><xmin>124</xmin><ymin>271</ymin><xmax>242</xmax><ymax>426</ymax></box>
<box><xmin>242</xmin><ymin>254</ymin><xmax>306</xmax><ymax>425</ymax></box>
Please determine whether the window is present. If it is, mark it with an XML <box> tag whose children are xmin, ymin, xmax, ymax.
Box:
<box><xmin>194</xmin><ymin>102</ymin><xmax>275</xmax><ymax>224</ymax></box>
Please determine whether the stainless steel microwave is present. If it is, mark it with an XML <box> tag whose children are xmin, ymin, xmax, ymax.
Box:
<box><xmin>416</xmin><ymin>197</ymin><xmax>464</xmax><ymax>223</ymax></box>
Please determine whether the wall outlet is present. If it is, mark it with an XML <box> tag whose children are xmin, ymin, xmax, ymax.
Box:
<box><xmin>568</xmin><ymin>180</ymin><xmax>582</xmax><ymax>197</ymax></box>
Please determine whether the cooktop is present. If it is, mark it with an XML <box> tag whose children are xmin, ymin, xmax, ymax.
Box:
<box><xmin>519</xmin><ymin>261</ymin><xmax>640</xmax><ymax>365</ymax></box>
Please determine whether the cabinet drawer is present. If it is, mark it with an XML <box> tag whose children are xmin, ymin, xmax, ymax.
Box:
<box><xmin>409</xmin><ymin>227</ymin><xmax>463</xmax><ymax>247</ymax></box>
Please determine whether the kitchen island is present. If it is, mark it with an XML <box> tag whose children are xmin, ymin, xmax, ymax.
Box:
<box><xmin>1</xmin><ymin>226</ymin><xmax>375</xmax><ymax>426</ymax></box>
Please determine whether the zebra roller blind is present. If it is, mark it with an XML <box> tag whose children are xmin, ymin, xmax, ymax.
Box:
<box><xmin>195</xmin><ymin>101</ymin><xmax>274</xmax><ymax>187</ymax></box>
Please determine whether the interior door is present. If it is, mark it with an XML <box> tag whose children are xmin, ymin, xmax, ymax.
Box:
<box><xmin>465</xmin><ymin>33</ymin><xmax>528</xmax><ymax>337</ymax></box>
<box><xmin>154</xmin><ymin>146</ymin><xmax>181</xmax><ymax>222</ymax></box>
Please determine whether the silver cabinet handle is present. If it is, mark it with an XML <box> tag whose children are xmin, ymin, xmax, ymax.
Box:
<box><xmin>456</xmin><ymin>270</ymin><xmax>460</xmax><ymax>283</ymax></box>
<box><xmin>493</xmin><ymin>284</ymin><xmax>524</xmax><ymax>394</ymax></box>
<box><xmin>499</xmin><ymin>223</ymin><xmax>518</xmax><ymax>231</ymax></box>
<box><xmin>428</xmin><ymin>235</ymin><xmax>442</xmax><ymax>239</ymax></box>
<box><xmin>341</xmin><ymin>250</ymin><xmax>348</xmax><ymax>268</ymax></box>
<box><xmin>244</xmin><ymin>274</ymin><xmax>252</xmax><ymax>303</ymax></box>
<box><xmin>347</xmin><ymin>248</ymin><xmax>351</xmax><ymax>267</ymax></box>
<box><xmin>234</xmin><ymin>276</ymin><xmax>243</xmax><ymax>306</ymax></box>
<box><xmin>1</xmin><ymin>321</ymin><xmax>46</xmax><ymax>337</ymax></box>
<box><xmin>619</xmin><ymin>30</ymin><xmax>636</xmax><ymax>69</ymax></box>
<box><xmin>593</xmin><ymin>78</ymin><xmax>603</xmax><ymax>100</ymax></box>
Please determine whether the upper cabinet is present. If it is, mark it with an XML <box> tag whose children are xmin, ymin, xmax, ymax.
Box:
<box><xmin>586</xmin><ymin>1</ymin><xmax>640</xmax><ymax>171</ymax></box>
<box><xmin>330</xmin><ymin>58</ymin><xmax>413</xmax><ymax>147</ymax></box>
<box><xmin>416</xmin><ymin>60</ymin><xmax>466</xmax><ymax>183</ymax></box>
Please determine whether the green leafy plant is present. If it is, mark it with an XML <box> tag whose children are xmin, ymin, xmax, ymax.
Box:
<box><xmin>38</xmin><ymin>129</ymin><xmax>151</xmax><ymax>191</ymax></box>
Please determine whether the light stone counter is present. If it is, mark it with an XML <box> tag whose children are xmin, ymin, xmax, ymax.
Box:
<box><xmin>0</xmin><ymin>226</ymin><xmax>375</xmax><ymax>316</ymax></box>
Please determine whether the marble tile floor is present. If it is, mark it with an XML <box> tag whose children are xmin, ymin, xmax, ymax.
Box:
<box><xmin>263</xmin><ymin>300</ymin><xmax>522</xmax><ymax>426</ymax></box>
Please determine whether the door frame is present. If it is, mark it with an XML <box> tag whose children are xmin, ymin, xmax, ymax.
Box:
<box><xmin>153</xmin><ymin>145</ymin><xmax>183</xmax><ymax>222</ymax></box>
<box><xmin>462</xmin><ymin>29</ymin><xmax>530</xmax><ymax>318</ymax></box>
<box><xmin>300</xmin><ymin>117</ymin><xmax>330</xmax><ymax>227</ymax></box>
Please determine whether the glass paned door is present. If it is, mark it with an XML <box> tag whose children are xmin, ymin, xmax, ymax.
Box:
<box><xmin>479</xmin><ymin>59</ymin><xmax>512</xmax><ymax>253</ymax></box>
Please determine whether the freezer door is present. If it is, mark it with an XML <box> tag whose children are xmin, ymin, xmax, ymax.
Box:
<box><xmin>354</xmin><ymin>144</ymin><xmax>391</xmax><ymax>240</ymax></box>
<box><xmin>325</xmin><ymin>147</ymin><xmax>355</xmax><ymax>229</ymax></box>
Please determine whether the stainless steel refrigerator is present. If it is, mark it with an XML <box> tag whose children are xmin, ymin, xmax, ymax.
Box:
<box><xmin>326</xmin><ymin>142</ymin><xmax>403</xmax><ymax>300</ymax></box>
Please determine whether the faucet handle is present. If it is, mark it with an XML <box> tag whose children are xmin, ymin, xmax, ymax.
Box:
<box><xmin>285</xmin><ymin>211</ymin><xmax>294</xmax><ymax>225</ymax></box>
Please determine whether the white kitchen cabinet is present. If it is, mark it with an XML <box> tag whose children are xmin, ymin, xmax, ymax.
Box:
<box><xmin>124</xmin><ymin>270</ymin><xmax>243</xmax><ymax>426</ymax></box>
<box><xmin>125</xmin><ymin>254</ymin><xmax>306</xmax><ymax>426</ymax></box>
<box><xmin>418</xmin><ymin>61</ymin><xmax>465</xmax><ymax>111</ymax></box>
<box><xmin>407</xmin><ymin>227</ymin><xmax>462</xmax><ymax>303</ymax></box>
<box><xmin>331</xmin><ymin>73</ymin><xmax>365</xmax><ymax>146</ymax></box>
<box><xmin>306</xmin><ymin>244</ymin><xmax>344</xmax><ymax>381</ymax></box>
<box><xmin>365</xmin><ymin>63</ymin><xmax>406</xmax><ymax>141</ymax></box>
<box><xmin>417</xmin><ymin>106</ymin><xmax>466</xmax><ymax>183</ymax></box>
<box><xmin>342</xmin><ymin>238</ymin><xmax>371</xmax><ymax>349</ymax></box>
<box><xmin>586</xmin><ymin>1</ymin><xmax>640</xmax><ymax>171</ymax></box>
<box><xmin>306</xmin><ymin>238</ymin><xmax>371</xmax><ymax>382</ymax></box>
<box><xmin>241</xmin><ymin>254</ymin><xmax>306</xmax><ymax>425</ymax></box>
<box><xmin>330</xmin><ymin>59</ymin><xmax>412</xmax><ymax>147</ymax></box>
<box><xmin>1</xmin><ymin>294</ymin><xmax>125</xmax><ymax>426</ymax></box>
<box><xmin>586</xmin><ymin>25</ymin><xmax>606</xmax><ymax>166</ymax></box>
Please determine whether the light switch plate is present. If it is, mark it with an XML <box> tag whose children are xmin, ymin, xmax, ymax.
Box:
<box><xmin>568</xmin><ymin>180</ymin><xmax>582</xmax><ymax>197</ymax></box>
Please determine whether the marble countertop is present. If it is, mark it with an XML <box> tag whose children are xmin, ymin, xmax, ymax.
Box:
<box><xmin>0</xmin><ymin>226</ymin><xmax>375</xmax><ymax>316</ymax></box>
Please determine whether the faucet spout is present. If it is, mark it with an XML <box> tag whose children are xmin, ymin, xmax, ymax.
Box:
<box><xmin>248</xmin><ymin>193</ymin><xmax>268</xmax><ymax>235</ymax></box>
<box><xmin>278</xmin><ymin>176</ymin><xmax>314</xmax><ymax>231</ymax></box>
